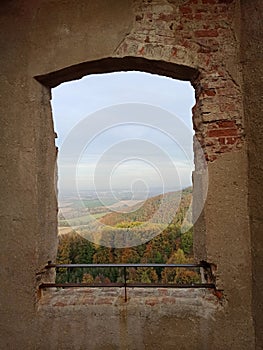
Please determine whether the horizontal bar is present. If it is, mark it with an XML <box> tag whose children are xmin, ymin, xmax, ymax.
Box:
<box><xmin>122</xmin><ymin>283</ymin><xmax>215</xmax><ymax>288</ymax></box>
<box><xmin>40</xmin><ymin>282</ymin><xmax>124</xmax><ymax>288</ymax></box>
<box><xmin>46</xmin><ymin>263</ymin><xmax>205</xmax><ymax>269</ymax></box>
<box><xmin>39</xmin><ymin>282</ymin><xmax>215</xmax><ymax>289</ymax></box>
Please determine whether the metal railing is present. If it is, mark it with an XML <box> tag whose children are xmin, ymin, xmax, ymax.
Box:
<box><xmin>39</xmin><ymin>261</ymin><xmax>215</xmax><ymax>301</ymax></box>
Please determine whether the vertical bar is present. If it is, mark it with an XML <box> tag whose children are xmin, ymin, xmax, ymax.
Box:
<box><xmin>124</xmin><ymin>266</ymin><xmax>127</xmax><ymax>302</ymax></box>
<box><xmin>67</xmin><ymin>267</ymin><xmax>70</xmax><ymax>283</ymax></box>
<box><xmin>200</xmin><ymin>266</ymin><xmax>205</xmax><ymax>284</ymax></box>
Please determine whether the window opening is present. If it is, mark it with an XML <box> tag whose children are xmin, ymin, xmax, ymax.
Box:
<box><xmin>44</xmin><ymin>71</ymin><xmax>213</xmax><ymax>294</ymax></box>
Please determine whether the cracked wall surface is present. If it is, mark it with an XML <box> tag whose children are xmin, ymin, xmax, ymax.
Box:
<box><xmin>0</xmin><ymin>0</ymin><xmax>262</xmax><ymax>349</ymax></box>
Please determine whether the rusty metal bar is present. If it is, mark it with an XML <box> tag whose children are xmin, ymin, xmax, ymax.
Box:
<box><xmin>124</xmin><ymin>266</ymin><xmax>127</xmax><ymax>302</ymax></box>
<box><xmin>39</xmin><ymin>282</ymin><xmax>215</xmax><ymax>289</ymax></box>
<box><xmin>124</xmin><ymin>283</ymin><xmax>215</xmax><ymax>288</ymax></box>
<box><xmin>39</xmin><ymin>261</ymin><xmax>215</xmax><ymax>301</ymax></box>
<box><xmin>46</xmin><ymin>263</ymin><xmax>205</xmax><ymax>269</ymax></box>
<box><xmin>39</xmin><ymin>282</ymin><xmax>124</xmax><ymax>288</ymax></box>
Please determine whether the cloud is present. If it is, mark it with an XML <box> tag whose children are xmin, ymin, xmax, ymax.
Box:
<box><xmin>52</xmin><ymin>72</ymin><xmax>195</xmax><ymax>195</ymax></box>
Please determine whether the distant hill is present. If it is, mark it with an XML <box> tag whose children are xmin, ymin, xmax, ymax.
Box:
<box><xmin>100</xmin><ymin>187</ymin><xmax>192</xmax><ymax>227</ymax></box>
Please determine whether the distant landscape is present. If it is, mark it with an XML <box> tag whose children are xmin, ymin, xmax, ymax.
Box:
<box><xmin>56</xmin><ymin>187</ymin><xmax>199</xmax><ymax>284</ymax></box>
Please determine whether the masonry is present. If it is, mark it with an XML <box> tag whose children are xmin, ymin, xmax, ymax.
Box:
<box><xmin>0</xmin><ymin>1</ymin><xmax>262</xmax><ymax>349</ymax></box>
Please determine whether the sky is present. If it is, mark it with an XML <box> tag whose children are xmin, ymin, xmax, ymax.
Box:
<box><xmin>51</xmin><ymin>72</ymin><xmax>195</xmax><ymax>197</ymax></box>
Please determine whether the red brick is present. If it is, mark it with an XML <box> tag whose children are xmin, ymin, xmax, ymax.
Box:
<box><xmin>158</xmin><ymin>288</ymin><xmax>168</xmax><ymax>296</ymax></box>
<box><xmin>194</xmin><ymin>13</ymin><xmax>203</xmax><ymax>20</ymax></box>
<box><xmin>194</xmin><ymin>29</ymin><xmax>219</xmax><ymax>37</ymax></box>
<box><xmin>201</xmin><ymin>54</ymin><xmax>212</xmax><ymax>66</ymax></box>
<box><xmin>145</xmin><ymin>298</ymin><xmax>158</xmax><ymax>306</ymax></box>
<box><xmin>161</xmin><ymin>297</ymin><xmax>176</xmax><ymax>304</ymax></box>
<box><xmin>172</xmin><ymin>47</ymin><xmax>177</xmax><ymax>57</ymax></box>
<box><xmin>82</xmin><ymin>297</ymin><xmax>95</xmax><ymax>305</ymax></box>
<box><xmin>180</xmin><ymin>6</ymin><xmax>192</xmax><ymax>14</ymax></box>
<box><xmin>217</xmin><ymin>120</ymin><xmax>236</xmax><ymax>128</ymax></box>
<box><xmin>138</xmin><ymin>46</ymin><xmax>144</xmax><ymax>55</ymax></box>
<box><xmin>204</xmin><ymin>89</ymin><xmax>216</xmax><ymax>96</ymax></box>
<box><xmin>180</xmin><ymin>39</ymin><xmax>191</xmax><ymax>48</ymax></box>
<box><xmin>208</xmin><ymin>128</ymin><xmax>238</xmax><ymax>137</ymax></box>
<box><xmin>214</xmin><ymin>290</ymin><xmax>224</xmax><ymax>300</ymax></box>
<box><xmin>219</xmin><ymin>137</ymin><xmax>226</xmax><ymax>145</ymax></box>
<box><xmin>158</xmin><ymin>13</ymin><xmax>177</xmax><ymax>21</ymax></box>
<box><xmin>95</xmin><ymin>297</ymin><xmax>113</xmax><ymax>305</ymax></box>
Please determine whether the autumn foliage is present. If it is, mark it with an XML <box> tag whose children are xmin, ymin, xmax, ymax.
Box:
<box><xmin>56</xmin><ymin>187</ymin><xmax>200</xmax><ymax>284</ymax></box>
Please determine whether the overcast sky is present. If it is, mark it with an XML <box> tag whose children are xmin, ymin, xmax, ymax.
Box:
<box><xmin>51</xmin><ymin>72</ymin><xmax>195</xmax><ymax>196</ymax></box>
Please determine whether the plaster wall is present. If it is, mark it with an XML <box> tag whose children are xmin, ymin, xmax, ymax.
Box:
<box><xmin>0</xmin><ymin>0</ymin><xmax>261</xmax><ymax>349</ymax></box>
<box><xmin>241</xmin><ymin>0</ymin><xmax>263</xmax><ymax>348</ymax></box>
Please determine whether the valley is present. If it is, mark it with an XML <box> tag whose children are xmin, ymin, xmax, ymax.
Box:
<box><xmin>56</xmin><ymin>187</ymin><xmax>198</xmax><ymax>284</ymax></box>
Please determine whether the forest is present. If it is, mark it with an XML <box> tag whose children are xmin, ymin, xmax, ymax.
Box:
<box><xmin>56</xmin><ymin>187</ymin><xmax>200</xmax><ymax>284</ymax></box>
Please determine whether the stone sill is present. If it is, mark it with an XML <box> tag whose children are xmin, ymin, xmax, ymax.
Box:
<box><xmin>38</xmin><ymin>287</ymin><xmax>222</xmax><ymax>316</ymax></box>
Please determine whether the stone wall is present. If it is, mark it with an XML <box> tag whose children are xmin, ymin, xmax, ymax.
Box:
<box><xmin>0</xmin><ymin>0</ymin><xmax>261</xmax><ymax>349</ymax></box>
<box><xmin>37</xmin><ymin>288</ymin><xmax>222</xmax><ymax>350</ymax></box>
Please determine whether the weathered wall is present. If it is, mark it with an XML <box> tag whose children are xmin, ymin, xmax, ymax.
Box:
<box><xmin>0</xmin><ymin>0</ymin><xmax>261</xmax><ymax>348</ymax></box>
<box><xmin>37</xmin><ymin>288</ymin><xmax>222</xmax><ymax>350</ymax></box>
<box><xmin>241</xmin><ymin>0</ymin><xmax>263</xmax><ymax>349</ymax></box>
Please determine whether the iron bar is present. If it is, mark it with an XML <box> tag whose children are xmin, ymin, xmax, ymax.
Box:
<box><xmin>124</xmin><ymin>266</ymin><xmax>127</xmax><ymax>302</ymax></box>
<box><xmin>39</xmin><ymin>282</ymin><xmax>215</xmax><ymax>289</ymax></box>
<box><xmin>46</xmin><ymin>263</ymin><xmax>205</xmax><ymax>269</ymax></box>
<box><xmin>39</xmin><ymin>262</ymin><xmax>215</xmax><ymax>301</ymax></box>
